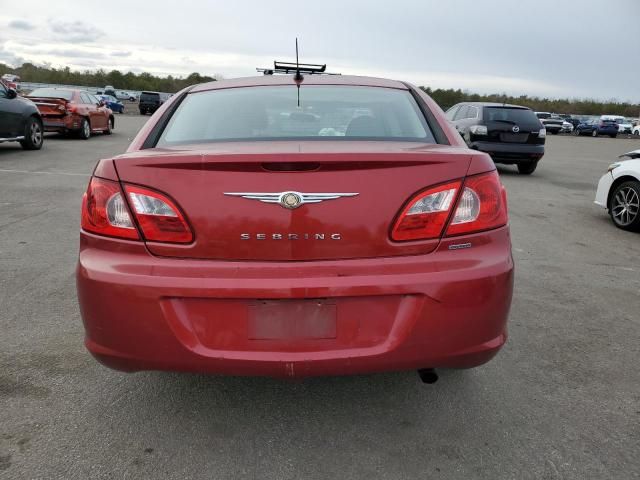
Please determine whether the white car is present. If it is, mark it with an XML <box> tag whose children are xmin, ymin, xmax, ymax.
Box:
<box><xmin>602</xmin><ymin>115</ymin><xmax>633</xmax><ymax>134</ymax></box>
<box><xmin>595</xmin><ymin>149</ymin><xmax>640</xmax><ymax>231</ymax></box>
<box><xmin>115</xmin><ymin>90</ymin><xmax>137</xmax><ymax>101</ymax></box>
<box><xmin>632</xmin><ymin>125</ymin><xmax>640</xmax><ymax>136</ymax></box>
<box><xmin>561</xmin><ymin>120</ymin><xmax>573</xmax><ymax>133</ymax></box>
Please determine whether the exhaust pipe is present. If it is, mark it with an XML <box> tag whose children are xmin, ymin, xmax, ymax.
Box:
<box><xmin>417</xmin><ymin>368</ymin><xmax>439</xmax><ymax>384</ymax></box>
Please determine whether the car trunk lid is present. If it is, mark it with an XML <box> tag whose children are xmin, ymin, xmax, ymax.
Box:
<box><xmin>28</xmin><ymin>97</ymin><xmax>68</xmax><ymax>117</ymax></box>
<box><xmin>114</xmin><ymin>142</ymin><xmax>474</xmax><ymax>261</ymax></box>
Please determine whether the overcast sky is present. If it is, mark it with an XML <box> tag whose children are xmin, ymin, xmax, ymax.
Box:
<box><xmin>1</xmin><ymin>0</ymin><xmax>638</xmax><ymax>101</ymax></box>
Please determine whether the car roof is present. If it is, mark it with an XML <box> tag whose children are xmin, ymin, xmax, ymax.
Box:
<box><xmin>190</xmin><ymin>75</ymin><xmax>409</xmax><ymax>93</ymax></box>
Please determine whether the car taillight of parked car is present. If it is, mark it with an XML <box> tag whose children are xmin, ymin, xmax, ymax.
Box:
<box><xmin>391</xmin><ymin>170</ymin><xmax>508</xmax><ymax>241</ymax></box>
<box><xmin>81</xmin><ymin>177</ymin><xmax>193</xmax><ymax>243</ymax></box>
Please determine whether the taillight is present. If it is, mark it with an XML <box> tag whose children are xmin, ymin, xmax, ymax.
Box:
<box><xmin>81</xmin><ymin>178</ymin><xmax>193</xmax><ymax>243</ymax></box>
<box><xmin>124</xmin><ymin>185</ymin><xmax>193</xmax><ymax>243</ymax></box>
<box><xmin>445</xmin><ymin>171</ymin><xmax>508</xmax><ymax>236</ymax></box>
<box><xmin>391</xmin><ymin>171</ymin><xmax>508</xmax><ymax>242</ymax></box>
<box><xmin>81</xmin><ymin>177</ymin><xmax>139</xmax><ymax>240</ymax></box>
<box><xmin>391</xmin><ymin>181</ymin><xmax>462</xmax><ymax>241</ymax></box>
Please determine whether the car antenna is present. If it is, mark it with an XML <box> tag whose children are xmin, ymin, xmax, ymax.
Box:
<box><xmin>293</xmin><ymin>38</ymin><xmax>303</xmax><ymax>107</ymax></box>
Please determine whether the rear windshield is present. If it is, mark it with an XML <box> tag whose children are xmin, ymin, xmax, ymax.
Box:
<box><xmin>140</xmin><ymin>92</ymin><xmax>160</xmax><ymax>101</ymax></box>
<box><xmin>28</xmin><ymin>88</ymin><xmax>73</xmax><ymax>100</ymax></box>
<box><xmin>157</xmin><ymin>85</ymin><xmax>435</xmax><ymax>146</ymax></box>
<box><xmin>484</xmin><ymin>107</ymin><xmax>539</xmax><ymax>124</ymax></box>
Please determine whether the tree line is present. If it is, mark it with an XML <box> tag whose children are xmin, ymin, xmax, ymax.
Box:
<box><xmin>1</xmin><ymin>62</ymin><xmax>638</xmax><ymax>116</ymax></box>
<box><xmin>0</xmin><ymin>62</ymin><xmax>217</xmax><ymax>93</ymax></box>
<box><xmin>420</xmin><ymin>87</ymin><xmax>640</xmax><ymax>118</ymax></box>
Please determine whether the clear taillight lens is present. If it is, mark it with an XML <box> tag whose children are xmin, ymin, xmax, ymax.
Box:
<box><xmin>124</xmin><ymin>185</ymin><xmax>193</xmax><ymax>243</ymax></box>
<box><xmin>391</xmin><ymin>181</ymin><xmax>462</xmax><ymax>241</ymax></box>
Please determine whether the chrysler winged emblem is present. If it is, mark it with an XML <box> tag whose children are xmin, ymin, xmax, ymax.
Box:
<box><xmin>224</xmin><ymin>191</ymin><xmax>359</xmax><ymax>209</ymax></box>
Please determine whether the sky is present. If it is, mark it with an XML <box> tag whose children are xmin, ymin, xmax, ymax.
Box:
<box><xmin>0</xmin><ymin>0</ymin><xmax>638</xmax><ymax>101</ymax></box>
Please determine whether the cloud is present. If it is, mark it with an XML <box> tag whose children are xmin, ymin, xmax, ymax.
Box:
<box><xmin>49</xmin><ymin>20</ymin><xmax>104</xmax><ymax>43</ymax></box>
<box><xmin>111</xmin><ymin>51</ymin><xmax>131</xmax><ymax>57</ymax></box>
<box><xmin>43</xmin><ymin>48</ymin><xmax>106</xmax><ymax>59</ymax></box>
<box><xmin>8</xmin><ymin>19</ymin><xmax>35</xmax><ymax>30</ymax></box>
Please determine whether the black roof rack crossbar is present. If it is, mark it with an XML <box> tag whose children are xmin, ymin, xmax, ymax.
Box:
<box><xmin>257</xmin><ymin>61</ymin><xmax>340</xmax><ymax>76</ymax></box>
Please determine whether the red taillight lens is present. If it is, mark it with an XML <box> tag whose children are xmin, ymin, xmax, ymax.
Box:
<box><xmin>81</xmin><ymin>177</ymin><xmax>139</xmax><ymax>240</ymax></box>
<box><xmin>124</xmin><ymin>185</ymin><xmax>193</xmax><ymax>243</ymax></box>
<box><xmin>391</xmin><ymin>171</ymin><xmax>508</xmax><ymax>242</ymax></box>
<box><xmin>445</xmin><ymin>171</ymin><xmax>508</xmax><ymax>236</ymax></box>
<box><xmin>391</xmin><ymin>181</ymin><xmax>462</xmax><ymax>241</ymax></box>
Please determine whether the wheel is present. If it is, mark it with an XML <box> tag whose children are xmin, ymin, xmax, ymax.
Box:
<box><xmin>104</xmin><ymin>117</ymin><xmax>114</xmax><ymax>135</ymax></box>
<box><xmin>609</xmin><ymin>134</ymin><xmax>617</xmax><ymax>139</ymax></box>
<box><xmin>20</xmin><ymin>117</ymin><xmax>44</xmax><ymax>150</ymax></box>
<box><xmin>517</xmin><ymin>161</ymin><xmax>538</xmax><ymax>175</ymax></box>
<box><xmin>120</xmin><ymin>107</ymin><xmax>125</xmax><ymax>114</ymax></box>
<box><xmin>633</xmin><ymin>130</ymin><xmax>639</xmax><ymax>136</ymax></box>
<box><xmin>573</xmin><ymin>129</ymin><xmax>580</xmax><ymax>136</ymax></box>
<box><xmin>592</xmin><ymin>129</ymin><xmax>598</xmax><ymax>137</ymax></box>
<box><xmin>139</xmin><ymin>109</ymin><xmax>146</xmax><ymax>115</ymax></box>
<box><xmin>550</xmin><ymin>130</ymin><xmax>558</xmax><ymax>135</ymax></box>
<box><xmin>609</xmin><ymin>181</ymin><xmax>640</xmax><ymax>232</ymax></box>
<box><xmin>78</xmin><ymin>118</ymin><xmax>91</xmax><ymax>139</ymax></box>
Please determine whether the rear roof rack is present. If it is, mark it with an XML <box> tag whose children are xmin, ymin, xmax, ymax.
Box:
<box><xmin>257</xmin><ymin>61</ymin><xmax>341</xmax><ymax>76</ymax></box>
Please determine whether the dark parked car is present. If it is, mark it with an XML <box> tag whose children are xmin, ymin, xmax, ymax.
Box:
<box><xmin>446</xmin><ymin>102</ymin><xmax>545</xmax><ymax>174</ymax></box>
<box><xmin>573</xmin><ymin>119</ymin><xmax>618</xmax><ymax>138</ymax></box>
<box><xmin>138</xmin><ymin>91</ymin><xmax>170</xmax><ymax>115</ymax></box>
<box><xmin>0</xmin><ymin>81</ymin><xmax>44</xmax><ymax>150</ymax></box>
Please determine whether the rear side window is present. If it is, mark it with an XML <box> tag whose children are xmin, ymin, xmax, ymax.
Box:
<box><xmin>28</xmin><ymin>88</ymin><xmax>73</xmax><ymax>100</ymax></box>
<box><xmin>140</xmin><ymin>92</ymin><xmax>160</xmax><ymax>102</ymax></box>
<box><xmin>157</xmin><ymin>85</ymin><xmax>436</xmax><ymax>146</ymax></box>
<box><xmin>484</xmin><ymin>107</ymin><xmax>539</xmax><ymax>124</ymax></box>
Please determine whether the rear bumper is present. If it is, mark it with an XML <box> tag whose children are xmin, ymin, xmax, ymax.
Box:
<box><xmin>471</xmin><ymin>141</ymin><xmax>544</xmax><ymax>162</ymax></box>
<box><xmin>77</xmin><ymin>227</ymin><xmax>514</xmax><ymax>378</ymax></box>
<box><xmin>42</xmin><ymin>114</ymin><xmax>81</xmax><ymax>132</ymax></box>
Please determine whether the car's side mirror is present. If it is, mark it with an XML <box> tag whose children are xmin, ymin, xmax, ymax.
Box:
<box><xmin>7</xmin><ymin>88</ymin><xmax>17</xmax><ymax>99</ymax></box>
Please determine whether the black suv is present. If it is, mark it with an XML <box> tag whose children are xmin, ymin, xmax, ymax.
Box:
<box><xmin>139</xmin><ymin>91</ymin><xmax>170</xmax><ymax>115</ymax></box>
<box><xmin>446</xmin><ymin>102</ymin><xmax>545</xmax><ymax>174</ymax></box>
<box><xmin>0</xmin><ymin>82</ymin><xmax>44</xmax><ymax>150</ymax></box>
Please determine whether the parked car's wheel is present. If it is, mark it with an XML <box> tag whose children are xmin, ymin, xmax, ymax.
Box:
<box><xmin>129</xmin><ymin>96</ymin><xmax>135</xmax><ymax>102</ymax></box>
<box><xmin>78</xmin><ymin>118</ymin><xmax>91</xmax><ymax>140</ymax></box>
<box><xmin>633</xmin><ymin>130</ymin><xmax>639</xmax><ymax>136</ymax></box>
<box><xmin>609</xmin><ymin>181</ymin><xmax>640</xmax><ymax>232</ymax></box>
<box><xmin>139</xmin><ymin>109</ymin><xmax>146</xmax><ymax>115</ymax></box>
<box><xmin>104</xmin><ymin>117</ymin><xmax>114</xmax><ymax>135</ymax></box>
<box><xmin>609</xmin><ymin>134</ymin><xmax>617</xmax><ymax>139</ymax></box>
<box><xmin>592</xmin><ymin>129</ymin><xmax>598</xmax><ymax>137</ymax></box>
<box><xmin>550</xmin><ymin>130</ymin><xmax>558</xmax><ymax>135</ymax></box>
<box><xmin>20</xmin><ymin>117</ymin><xmax>44</xmax><ymax>150</ymax></box>
<box><xmin>573</xmin><ymin>128</ymin><xmax>580</xmax><ymax>136</ymax></box>
<box><xmin>517</xmin><ymin>161</ymin><xmax>538</xmax><ymax>175</ymax></box>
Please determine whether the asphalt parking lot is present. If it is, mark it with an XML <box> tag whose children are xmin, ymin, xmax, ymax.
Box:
<box><xmin>1</xmin><ymin>115</ymin><xmax>638</xmax><ymax>479</ymax></box>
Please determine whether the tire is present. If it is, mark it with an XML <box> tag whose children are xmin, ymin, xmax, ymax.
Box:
<box><xmin>633</xmin><ymin>130</ymin><xmax>639</xmax><ymax>136</ymax></box>
<box><xmin>129</xmin><ymin>97</ymin><xmax>135</xmax><ymax>102</ymax></box>
<box><xmin>592</xmin><ymin>129</ymin><xmax>598</xmax><ymax>137</ymax></box>
<box><xmin>517</xmin><ymin>161</ymin><xmax>538</xmax><ymax>175</ymax></box>
<box><xmin>104</xmin><ymin>117</ymin><xmax>114</xmax><ymax>135</ymax></box>
<box><xmin>20</xmin><ymin>117</ymin><xmax>44</xmax><ymax>150</ymax></box>
<box><xmin>77</xmin><ymin>118</ymin><xmax>91</xmax><ymax>140</ymax></box>
<box><xmin>609</xmin><ymin>134</ymin><xmax>617</xmax><ymax>139</ymax></box>
<box><xmin>550</xmin><ymin>130</ymin><xmax>558</xmax><ymax>135</ymax></box>
<box><xmin>139</xmin><ymin>109</ymin><xmax>146</xmax><ymax>115</ymax></box>
<box><xmin>573</xmin><ymin>129</ymin><xmax>580</xmax><ymax>136</ymax></box>
<box><xmin>609</xmin><ymin>181</ymin><xmax>640</xmax><ymax>232</ymax></box>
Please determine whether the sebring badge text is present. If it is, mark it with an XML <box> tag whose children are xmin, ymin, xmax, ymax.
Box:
<box><xmin>241</xmin><ymin>233</ymin><xmax>342</xmax><ymax>240</ymax></box>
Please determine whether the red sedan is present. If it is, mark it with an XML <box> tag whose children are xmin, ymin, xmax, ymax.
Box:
<box><xmin>27</xmin><ymin>88</ymin><xmax>114</xmax><ymax>139</ymax></box>
<box><xmin>77</xmin><ymin>74</ymin><xmax>513</xmax><ymax>381</ymax></box>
